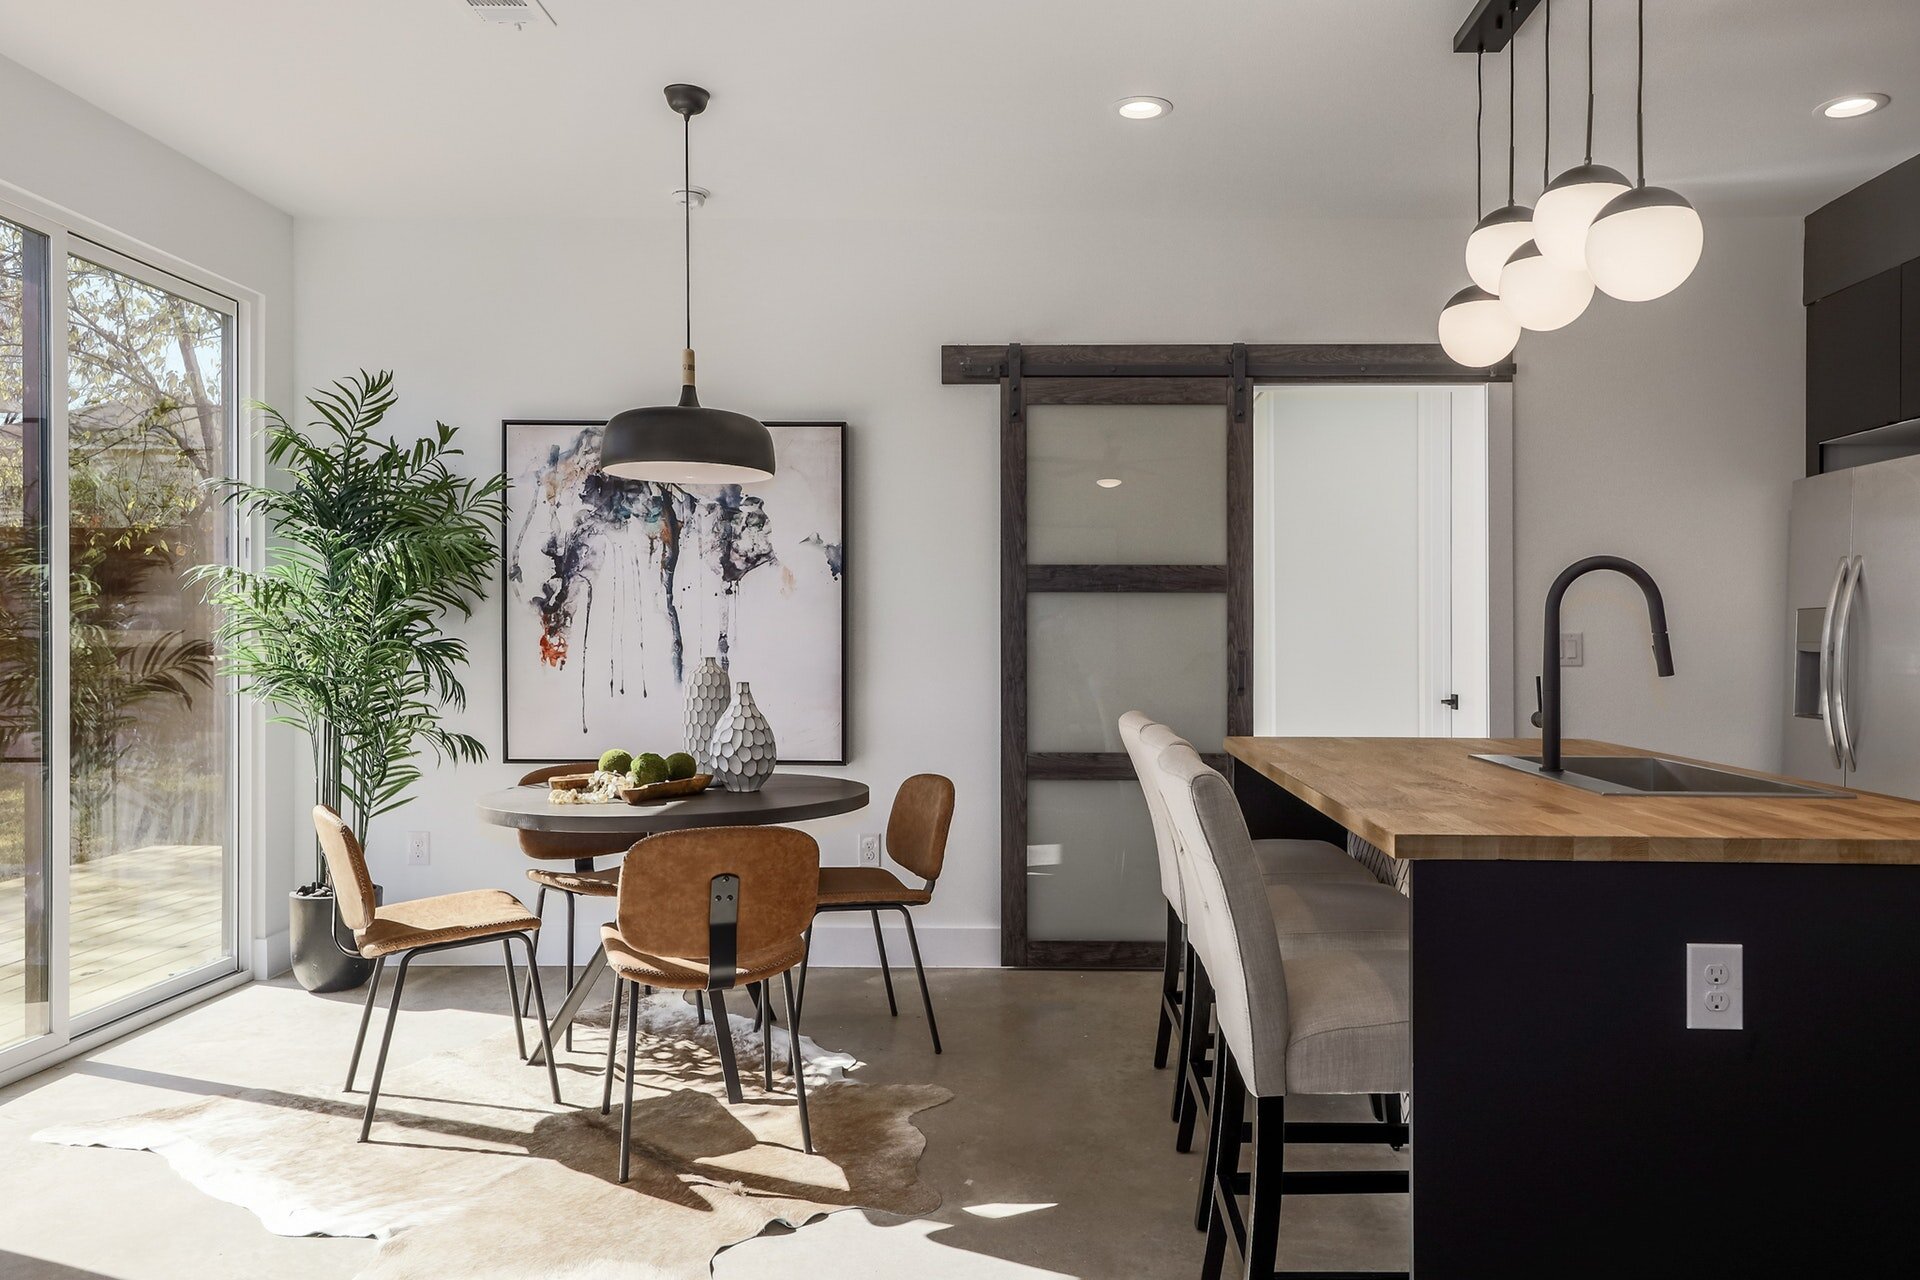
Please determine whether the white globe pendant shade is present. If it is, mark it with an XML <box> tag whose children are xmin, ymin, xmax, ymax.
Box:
<box><xmin>1498</xmin><ymin>241</ymin><xmax>1595</xmax><ymax>332</ymax></box>
<box><xmin>1532</xmin><ymin>163</ymin><xmax>1631</xmax><ymax>270</ymax></box>
<box><xmin>1438</xmin><ymin>285</ymin><xmax>1522</xmax><ymax>368</ymax></box>
<box><xmin>1464</xmin><ymin>204</ymin><xmax>1535</xmax><ymax>293</ymax></box>
<box><xmin>1585</xmin><ymin>185</ymin><xmax>1704</xmax><ymax>302</ymax></box>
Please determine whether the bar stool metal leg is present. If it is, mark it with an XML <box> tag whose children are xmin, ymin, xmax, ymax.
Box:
<box><xmin>602</xmin><ymin>977</ymin><xmax>624</xmax><ymax>1115</ymax></box>
<box><xmin>617</xmin><ymin>978</ymin><xmax>640</xmax><ymax>1183</ymax></box>
<box><xmin>870</xmin><ymin>910</ymin><xmax>898</xmax><ymax>1016</ymax></box>
<box><xmin>501</xmin><ymin>938</ymin><xmax>527</xmax><ymax>1060</ymax></box>
<box><xmin>708</xmin><ymin>988</ymin><xmax>743</xmax><ymax>1103</ymax></box>
<box><xmin>782</xmin><ymin>969</ymin><xmax>813</xmax><ymax>1155</ymax></box>
<box><xmin>897</xmin><ymin>907</ymin><xmax>942</xmax><ymax>1054</ymax></box>
<box><xmin>516</xmin><ymin>932</ymin><xmax>562</xmax><ymax>1104</ymax></box>
<box><xmin>345</xmin><ymin>955</ymin><xmax>386</xmax><ymax>1092</ymax></box>
<box><xmin>358</xmin><ymin>951</ymin><xmax>416</xmax><ymax>1142</ymax></box>
<box><xmin>519</xmin><ymin>886</ymin><xmax>547</xmax><ymax>1017</ymax></box>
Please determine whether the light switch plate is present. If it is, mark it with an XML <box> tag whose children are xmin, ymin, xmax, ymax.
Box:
<box><xmin>1559</xmin><ymin>632</ymin><xmax>1584</xmax><ymax>667</ymax></box>
<box><xmin>1686</xmin><ymin>942</ymin><xmax>1743</xmax><ymax>1030</ymax></box>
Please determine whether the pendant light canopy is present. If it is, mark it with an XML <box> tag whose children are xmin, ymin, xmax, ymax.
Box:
<box><xmin>601</xmin><ymin>84</ymin><xmax>776</xmax><ymax>486</ymax></box>
<box><xmin>1585</xmin><ymin>0</ymin><xmax>1702</xmax><ymax>301</ymax></box>
<box><xmin>1440</xmin><ymin>51</ymin><xmax>1520</xmax><ymax>368</ymax></box>
<box><xmin>1534</xmin><ymin>0</ymin><xmax>1629</xmax><ymax>269</ymax></box>
<box><xmin>1464</xmin><ymin>43</ymin><xmax>1533</xmax><ymax>294</ymax></box>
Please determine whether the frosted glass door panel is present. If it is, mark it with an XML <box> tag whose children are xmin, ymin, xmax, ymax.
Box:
<box><xmin>1026</xmin><ymin>781</ymin><xmax>1164</xmax><ymax>943</ymax></box>
<box><xmin>1029</xmin><ymin>593</ymin><xmax>1226</xmax><ymax>753</ymax></box>
<box><xmin>1027</xmin><ymin>404</ymin><xmax>1226</xmax><ymax>564</ymax></box>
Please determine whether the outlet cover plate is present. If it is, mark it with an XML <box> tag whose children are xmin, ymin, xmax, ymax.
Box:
<box><xmin>858</xmin><ymin>833</ymin><xmax>881</xmax><ymax>866</ymax></box>
<box><xmin>407</xmin><ymin>831</ymin><xmax>431</xmax><ymax>867</ymax></box>
<box><xmin>1686</xmin><ymin>942</ymin><xmax>1742</xmax><ymax>1030</ymax></box>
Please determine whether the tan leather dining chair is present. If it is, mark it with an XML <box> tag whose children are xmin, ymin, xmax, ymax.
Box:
<box><xmin>599</xmin><ymin>824</ymin><xmax>820</xmax><ymax>1181</ymax></box>
<box><xmin>793</xmin><ymin>773</ymin><xmax>953</xmax><ymax>1053</ymax></box>
<box><xmin>515</xmin><ymin>763</ymin><xmax>627</xmax><ymax>1048</ymax></box>
<box><xmin>313</xmin><ymin>805</ymin><xmax>560</xmax><ymax>1142</ymax></box>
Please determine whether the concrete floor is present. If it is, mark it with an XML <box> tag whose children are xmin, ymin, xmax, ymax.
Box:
<box><xmin>0</xmin><ymin>966</ymin><xmax>1408</xmax><ymax>1279</ymax></box>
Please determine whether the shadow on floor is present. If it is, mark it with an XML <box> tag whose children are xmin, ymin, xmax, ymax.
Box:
<box><xmin>0</xmin><ymin>1251</ymin><xmax>120</xmax><ymax>1279</ymax></box>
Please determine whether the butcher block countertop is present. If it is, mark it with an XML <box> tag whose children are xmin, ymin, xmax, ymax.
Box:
<box><xmin>1224</xmin><ymin>736</ymin><xmax>1920</xmax><ymax>865</ymax></box>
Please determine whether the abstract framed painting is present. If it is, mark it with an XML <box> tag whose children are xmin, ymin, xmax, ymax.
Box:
<box><xmin>501</xmin><ymin>420</ymin><xmax>845</xmax><ymax>763</ymax></box>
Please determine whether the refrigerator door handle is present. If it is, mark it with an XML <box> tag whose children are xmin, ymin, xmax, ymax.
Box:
<box><xmin>1834</xmin><ymin>555</ymin><xmax>1863</xmax><ymax>772</ymax></box>
<box><xmin>1819</xmin><ymin>556</ymin><xmax>1848</xmax><ymax>768</ymax></box>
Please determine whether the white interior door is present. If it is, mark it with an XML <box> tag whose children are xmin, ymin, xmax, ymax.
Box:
<box><xmin>1253</xmin><ymin>385</ymin><xmax>1497</xmax><ymax>738</ymax></box>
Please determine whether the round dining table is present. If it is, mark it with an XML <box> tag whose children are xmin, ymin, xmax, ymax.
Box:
<box><xmin>476</xmin><ymin>772</ymin><xmax>870</xmax><ymax>1063</ymax></box>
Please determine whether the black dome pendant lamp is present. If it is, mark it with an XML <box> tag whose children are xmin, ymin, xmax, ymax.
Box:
<box><xmin>600</xmin><ymin>84</ymin><xmax>775</xmax><ymax>485</ymax></box>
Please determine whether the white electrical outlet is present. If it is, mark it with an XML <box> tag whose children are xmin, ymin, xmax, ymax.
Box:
<box><xmin>1686</xmin><ymin>942</ymin><xmax>1743</xmax><ymax>1030</ymax></box>
<box><xmin>407</xmin><ymin>831</ymin><xmax>431</xmax><ymax>867</ymax></box>
<box><xmin>858</xmin><ymin>833</ymin><xmax>881</xmax><ymax>867</ymax></box>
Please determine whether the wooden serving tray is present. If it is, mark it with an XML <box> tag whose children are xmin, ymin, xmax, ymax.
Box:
<box><xmin>548</xmin><ymin>772</ymin><xmax>596</xmax><ymax>791</ymax></box>
<box><xmin>620</xmin><ymin>774</ymin><xmax>713</xmax><ymax>804</ymax></box>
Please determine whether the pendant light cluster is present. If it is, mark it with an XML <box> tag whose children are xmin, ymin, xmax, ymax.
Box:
<box><xmin>1440</xmin><ymin>0</ymin><xmax>1703</xmax><ymax>368</ymax></box>
<box><xmin>601</xmin><ymin>84</ymin><xmax>776</xmax><ymax>485</ymax></box>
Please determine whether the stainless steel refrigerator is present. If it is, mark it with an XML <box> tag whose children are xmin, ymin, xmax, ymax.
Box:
<box><xmin>1784</xmin><ymin>452</ymin><xmax>1920</xmax><ymax>795</ymax></box>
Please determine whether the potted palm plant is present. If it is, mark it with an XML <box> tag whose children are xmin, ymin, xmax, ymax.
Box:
<box><xmin>195</xmin><ymin>371</ymin><xmax>503</xmax><ymax>992</ymax></box>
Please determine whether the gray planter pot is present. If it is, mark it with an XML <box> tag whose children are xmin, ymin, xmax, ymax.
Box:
<box><xmin>288</xmin><ymin>886</ymin><xmax>381</xmax><ymax>993</ymax></box>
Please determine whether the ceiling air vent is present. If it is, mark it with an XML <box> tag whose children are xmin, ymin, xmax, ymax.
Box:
<box><xmin>462</xmin><ymin>0</ymin><xmax>555</xmax><ymax>26</ymax></box>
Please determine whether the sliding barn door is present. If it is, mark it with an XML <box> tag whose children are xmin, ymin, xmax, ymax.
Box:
<box><xmin>1003</xmin><ymin>366</ymin><xmax>1248</xmax><ymax>968</ymax></box>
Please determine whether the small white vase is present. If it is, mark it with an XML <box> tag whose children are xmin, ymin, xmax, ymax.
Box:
<box><xmin>683</xmin><ymin>656</ymin><xmax>730</xmax><ymax>772</ymax></box>
<box><xmin>708</xmin><ymin>682</ymin><xmax>777</xmax><ymax>793</ymax></box>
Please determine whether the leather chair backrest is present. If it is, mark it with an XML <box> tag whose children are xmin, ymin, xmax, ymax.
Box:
<box><xmin>615</xmin><ymin>825</ymin><xmax>820</xmax><ymax>964</ymax></box>
<box><xmin>518</xmin><ymin>763</ymin><xmax>635</xmax><ymax>861</ymax></box>
<box><xmin>1155</xmin><ymin>741</ymin><xmax>1291</xmax><ymax>1097</ymax></box>
<box><xmin>887</xmin><ymin>774</ymin><xmax>955</xmax><ymax>885</ymax></box>
<box><xmin>312</xmin><ymin>805</ymin><xmax>377</xmax><ymax>933</ymax></box>
<box><xmin>1120</xmin><ymin>711</ymin><xmax>1186</xmax><ymax>917</ymax></box>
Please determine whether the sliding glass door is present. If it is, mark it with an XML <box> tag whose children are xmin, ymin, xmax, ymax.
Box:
<box><xmin>1</xmin><ymin>201</ymin><xmax>240</xmax><ymax>1068</ymax></box>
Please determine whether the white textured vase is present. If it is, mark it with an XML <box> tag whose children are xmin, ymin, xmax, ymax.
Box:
<box><xmin>708</xmin><ymin>682</ymin><xmax>777</xmax><ymax>793</ymax></box>
<box><xmin>683</xmin><ymin>657</ymin><xmax>730</xmax><ymax>772</ymax></box>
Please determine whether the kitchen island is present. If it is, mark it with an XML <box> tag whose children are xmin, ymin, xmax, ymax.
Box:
<box><xmin>1227</xmin><ymin>735</ymin><xmax>1920</xmax><ymax>1278</ymax></box>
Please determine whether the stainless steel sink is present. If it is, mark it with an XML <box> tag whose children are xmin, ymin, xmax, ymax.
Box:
<box><xmin>1472</xmin><ymin>753</ymin><xmax>1852</xmax><ymax>798</ymax></box>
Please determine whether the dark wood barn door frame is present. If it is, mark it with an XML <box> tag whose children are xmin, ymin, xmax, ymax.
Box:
<box><xmin>945</xmin><ymin>343</ymin><xmax>1514</xmax><ymax>969</ymax></box>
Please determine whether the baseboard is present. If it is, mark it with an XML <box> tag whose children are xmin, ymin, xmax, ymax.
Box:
<box><xmin>412</xmin><ymin>920</ymin><xmax>1002</xmax><ymax>969</ymax></box>
<box><xmin>252</xmin><ymin>928</ymin><xmax>291</xmax><ymax>979</ymax></box>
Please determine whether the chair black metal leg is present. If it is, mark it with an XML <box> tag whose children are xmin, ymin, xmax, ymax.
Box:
<box><xmin>761</xmin><ymin>981</ymin><xmax>774</xmax><ymax>1091</ymax></box>
<box><xmin>516</xmin><ymin>933</ymin><xmax>561</xmax><ymax>1104</ymax></box>
<box><xmin>708</xmin><ymin>988</ymin><xmax>744</xmax><ymax>1104</ymax></box>
<box><xmin>1155</xmin><ymin>901</ymin><xmax>1181</xmax><ymax>1069</ymax></box>
<box><xmin>696</xmin><ymin>990</ymin><xmax>706</xmax><ymax>1025</ymax></box>
<box><xmin>870</xmin><ymin>910</ymin><xmax>898</xmax><ymax>1016</ymax></box>
<box><xmin>781</xmin><ymin>969</ymin><xmax>813</xmax><ymax>1154</ymax></box>
<box><xmin>896</xmin><ymin>907</ymin><xmax>941</xmax><ymax>1054</ymax></box>
<box><xmin>617</xmin><ymin>978</ymin><xmax>640</xmax><ymax>1183</ymax></box>
<box><xmin>520</xmin><ymin>887</ymin><xmax>547</xmax><ymax>1017</ymax></box>
<box><xmin>358</xmin><ymin>951</ymin><xmax>415</xmax><ymax>1142</ymax></box>
<box><xmin>1386</xmin><ymin>1092</ymin><xmax>1407</xmax><ymax>1151</ymax></box>
<box><xmin>345</xmin><ymin>955</ymin><xmax>385</xmax><ymax>1092</ymax></box>
<box><xmin>793</xmin><ymin>923</ymin><xmax>814</xmax><ymax>1025</ymax></box>
<box><xmin>1173</xmin><ymin>944</ymin><xmax>1197</xmax><ymax>1122</ymax></box>
<box><xmin>1244</xmin><ymin>1094</ymin><xmax>1286</xmax><ymax>1280</ymax></box>
<box><xmin>563</xmin><ymin>891</ymin><xmax>577</xmax><ymax>1051</ymax></box>
<box><xmin>502</xmin><ymin>938</ymin><xmax>527</xmax><ymax>1061</ymax></box>
<box><xmin>602</xmin><ymin>977</ymin><xmax>624</xmax><ymax>1115</ymax></box>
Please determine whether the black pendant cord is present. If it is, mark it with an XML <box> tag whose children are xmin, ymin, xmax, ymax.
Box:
<box><xmin>1475</xmin><ymin>50</ymin><xmax>1485</xmax><ymax>219</ymax></box>
<box><xmin>1506</xmin><ymin>20</ymin><xmax>1516</xmax><ymax>205</ymax></box>
<box><xmin>1542</xmin><ymin>0</ymin><xmax>1550</xmax><ymax>189</ymax></box>
<box><xmin>683</xmin><ymin>112</ymin><xmax>692</xmax><ymax>350</ymax></box>
<box><xmin>1583</xmin><ymin>0</ymin><xmax>1595</xmax><ymax>164</ymax></box>
<box><xmin>1634</xmin><ymin>0</ymin><xmax>1646</xmax><ymax>187</ymax></box>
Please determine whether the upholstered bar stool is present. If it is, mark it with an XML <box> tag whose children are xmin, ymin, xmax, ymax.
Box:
<box><xmin>1119</xmin><ymin>713</ymin><xmax>1373</xmax><ymax>1091</ymax></box>
<box><xmin>312</xmin><ymin>806</ymin><xmax>561</xmax><ymax>1143</ymax></box>
<box><xmin>514</xmin><ymin>763</ymin><xmax>627</xmax><ymax>1048</ymax></box>
<box><xmin>599</xmin><ymin>824</ymin><xmax>820</xmax><ymax>1182</ymax></box>
<box><xmin>793</xmin><ymin>773</ymin><xmax>954</xmax><ymax>1053</ymax></box>
<box><xmin>1155</xmin><ymin>745</ymin><xmax>1411</xmax><ymax>1280</ymax></box>
<box><xmin>1123</xmin><ymin>717</ymin><xmax>1406</xmax><ymax>1166</ymax></box>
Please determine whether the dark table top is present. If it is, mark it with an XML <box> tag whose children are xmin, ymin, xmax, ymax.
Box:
<box><xmin>475</xmin><ymin>772</ymin><xmax>869</xmax><ymax>835</ymax></box>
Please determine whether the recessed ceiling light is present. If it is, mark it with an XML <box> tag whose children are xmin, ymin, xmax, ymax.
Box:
<box><xmin>1096</xmin><ymin>477</ymin><xmax>1123</xmax><ymax>488</ymax></box>
<box><xmin>1115</xmin><ymin>96</ymin><xmax>1172</xmax><ymax>121</ymax></box>
<box><xmin>1817</xmin><ymin>93</ymin><xmax>1889</xmax><ymax>119</ymax></box>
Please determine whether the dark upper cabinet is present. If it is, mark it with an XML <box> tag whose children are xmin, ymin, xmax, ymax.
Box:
<box><xmin>1807</xmin><ymin>266</ymin><xmax>1903</xmax><ymax>468</ymax></box>
<box><xmin>1905</xmin><ymin>261</ymin><xmax>1920</xmax><ymax>424</ymax></box>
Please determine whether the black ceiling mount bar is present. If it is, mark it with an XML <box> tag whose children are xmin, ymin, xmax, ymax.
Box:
<box><xmin>1454</xmin><ymin>0</ymin><xmax>1544</xmax><ymax>54</ymax></box>
<box><xmin>942</xmin><ymin>343</ymin><xmax>1515</xmax><ymax>385</ymax></box>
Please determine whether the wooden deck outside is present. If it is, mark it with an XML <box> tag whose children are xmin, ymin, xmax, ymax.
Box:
<box><xmin>1</xmin><ymin>843</ymin><xmax>228</xmax><ymax>1049</ymax></box>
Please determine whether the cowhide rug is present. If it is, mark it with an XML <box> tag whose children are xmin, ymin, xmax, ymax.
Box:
<box><xmin>36</xmin><ymin>992</ymin><xmax>951</xmax><ymax>1278</ymax></box>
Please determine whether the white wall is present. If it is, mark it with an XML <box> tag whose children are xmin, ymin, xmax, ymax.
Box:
<box><xmin>0</xmin><ymin>53</ymin><xmax>299</xmax><ymax>974</ymax></box>
<box><xmin>294</xmin><ymin>211</ymin><xmax>1804</xmax><ymax>967</ymax></box>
